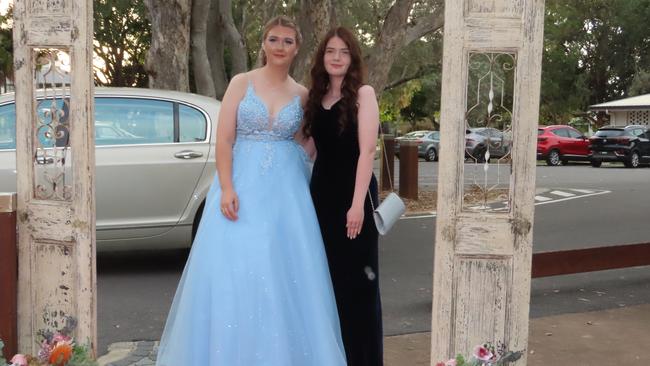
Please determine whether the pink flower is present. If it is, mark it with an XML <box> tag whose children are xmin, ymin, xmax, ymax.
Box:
<box><xmin>445</xmin><ymin>359</ymin><xmax>457</xmax><ymax>366</ymax></box>
<box><xmin>473</xmin><ymin>344</ymin><xmax>494</xmax><ymax>361</ymax></box>
<box><xmin>435</xmin><ymin>363</ymin><xmax>446</xmax><ymax>366</ymax></box>
<box><xmin>38</xmin><ymin>339</ymin><xmax>53</xmax><ymax>361</ymax></box>
<box><xmin>9</xmin><ymin>354</ymin><xmax>28</xmax><ymax>366</ymax></box>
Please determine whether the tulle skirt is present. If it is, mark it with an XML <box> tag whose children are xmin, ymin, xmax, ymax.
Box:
<box><xmin>156</xmin><ymin>137</ymin><xmax>346</xmax><ymax>365</ymax></box>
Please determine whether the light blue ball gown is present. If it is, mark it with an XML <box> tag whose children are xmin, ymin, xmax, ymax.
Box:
<box><xmin>155</xmin><ymin>82</ymin><xmax>347</xmax><ymax>365</ymax></box>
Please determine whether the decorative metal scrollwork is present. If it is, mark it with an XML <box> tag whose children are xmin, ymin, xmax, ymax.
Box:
<box><xmin>463</xmin><ymin>52</ymin><xmax>516</xmax><ymax>212</ymax></box>
<box><xmin>33</xmin><ymin>49</ymin><xmax>72</xmax><ymax>201</ymax></box>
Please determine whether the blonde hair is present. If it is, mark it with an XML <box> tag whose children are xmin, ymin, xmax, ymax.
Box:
<box><xmin>258</xmin><ymin>15</ymin><xmax>302</xmax><ymax>66</ymax></box>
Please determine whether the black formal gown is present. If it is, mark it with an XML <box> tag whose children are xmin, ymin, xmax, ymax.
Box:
<box><xmin>310</xmin><ymin>101</ymin><xmax>383</xmax><ymax>366</ymax></box>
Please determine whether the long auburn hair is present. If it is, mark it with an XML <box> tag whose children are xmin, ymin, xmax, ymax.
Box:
<box><xmin>303</xmin><ymin>27</ymin><xmax>366</xmax><ymax>137</ymax></box>
<box><xmin>258</xmin><ymin>15</ymin><xmax>302</xmax><ymax>66</ymax></box>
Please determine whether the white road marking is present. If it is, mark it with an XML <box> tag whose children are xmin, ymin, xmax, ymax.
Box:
<box><xmin>550</xmin><ymin>190</ymin><xmax>576</xmax><ymax>197</ymax></box>
<box><xmin>571</xmin><ymin>189</ymin><xmax>595</xmax><ymax>194</ymax></box>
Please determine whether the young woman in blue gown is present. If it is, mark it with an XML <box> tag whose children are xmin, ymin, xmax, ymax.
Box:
<box><xmin>155</xmin><ymin>16</ymin><xmax>346</xmax><ymax>366</ymax></box>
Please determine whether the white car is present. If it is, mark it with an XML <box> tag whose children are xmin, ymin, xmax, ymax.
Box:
<box><xmin>0</xmin><ymin>87</ymin><xmax>220</xmax><ymax>251</ymax></box>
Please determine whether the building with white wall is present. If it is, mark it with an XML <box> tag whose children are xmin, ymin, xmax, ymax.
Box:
<box><xmin>589</xmin><ymin>94</ymin><xmax>650</xmax><ymax>126</ymax></box>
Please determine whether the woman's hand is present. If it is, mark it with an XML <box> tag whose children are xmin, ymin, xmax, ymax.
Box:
<box><xmin>220</xmin><ymin>188</ymin><xmax>239</xmax><ymax>221</ymax></box>
<box><xmin>346</xmin><ymin>204</ymin><xmax>364</xmax><ymax>239</ymax></box>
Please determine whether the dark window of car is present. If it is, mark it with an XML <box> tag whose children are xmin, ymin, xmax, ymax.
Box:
<box><xmin>95</xmin><ymin>98</ymin><xmax>174</xmax><ymax>145</ymax></box>
<box><xmin>537</xmin><ymin>129</ymin><xmax>545</xmax><ymax>135</ymax></box>
<box><xmin>552</xmin><ymin>128</ymin><xmax>570</xmax><ymax>138</ymax></box>
<box><xmin>0</xmin><ymin>103</ymin><xmax>16</xmax><ymax>150</ymax></box>
<box><xmin>594</xmin><ymin>129</ymin><xmax>625</xmax><ymax>137</ymax></box>
<box><xmin>179</xmin><ymin>104</ymin><xmax>207</xmax><ymax>142</ymax></box>
<box><xmin>567</xmin><ymin>129</ymin><xmax>582</xmax><ymax>139</ymax></box>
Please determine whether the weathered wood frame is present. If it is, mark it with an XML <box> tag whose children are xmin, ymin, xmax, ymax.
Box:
<box><xmin>431</xmin><ymin>1</ymin><xmax>545</xmax><ymax>364</ymax></box>
<box><xmin>13</xmin><ymin>0</ymin><xmax>96</xmax><ymax>355</ymax></box>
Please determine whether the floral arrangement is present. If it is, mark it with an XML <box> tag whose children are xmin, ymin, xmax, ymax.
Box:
<box><xmin>436</xmin><ymin>342</ymin><xmax>523</xmax><ymax>366</ymax></box>
<box><xmin>1</xmin><ymin>317</ymin><xmax>97</xmax><ymax>366</ymax></box>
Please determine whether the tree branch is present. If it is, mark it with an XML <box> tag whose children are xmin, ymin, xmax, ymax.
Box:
<box><xmin>404</xmin><ymin>6</ymin><xmax>445</xmax><ymax>45</ymax></box>
<box><xmin>384</xmin><ymin>65</ymin><xmax>435</xmax><ymax>90</ymax></box>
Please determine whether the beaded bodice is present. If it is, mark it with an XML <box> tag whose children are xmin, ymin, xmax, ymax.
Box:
<box><xmin>236</xmin><ymin>82</ymin><xmax>302</xmax><ymax>141</ymax></box>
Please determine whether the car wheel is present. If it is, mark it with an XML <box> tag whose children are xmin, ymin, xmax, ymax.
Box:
<box><xmin>191</xmin><ymin>201</ymin><xmax>205</xmax><ymax>243</ymax></box>
<box><xmin>624</xmin><ymin>151</ymin><xmax>640</xmax><ymax>168</ymax></box>
<box><xmin>590</xmin><ymin>159</ymin><xmax>602</xmax><ymax>167</ymax></box>
<box><xmin>473</xmin><ymin>145</ymin><xmax>488</xmax><ymax>163</ymax></box>
<box><xmin>425</xmin><ymin>148</ymin><xmax>437</xmax><ymax>162</ymax></box>
<box><xmin>545</xmin><ymin>149</ymin><xmax>562</xmax><ymax>166</ymax></box>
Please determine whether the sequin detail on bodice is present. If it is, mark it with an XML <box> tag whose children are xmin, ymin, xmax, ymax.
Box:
<box><xmin>233</xmin><ymin>82</ymin><xmax>305</xmax><ymax>174</ymax></box>
<box><xmin>236</xmin><ymin>82</ymin><xmax>302</xmax><ymax>141</ymax></box>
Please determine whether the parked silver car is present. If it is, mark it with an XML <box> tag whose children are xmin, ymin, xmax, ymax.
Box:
<box><xmin>465</xmin><ymin>127</ymin><xmax>510</xmax><ymax>163</ymax></box>
<box><xmin>394</xmin><ymin>130</ymin><xmax>440</xmax><ymax>161</ymax></box>
<box><xmin>0</xmin><ymin>87</ymin><xmax>220</xmax><ymax>251</ymax></box>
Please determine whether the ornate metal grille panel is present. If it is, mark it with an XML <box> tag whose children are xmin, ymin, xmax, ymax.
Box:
<box><xmin>463</xmin><ymin>52</ymin><xmax>516</xmax><ymax>213</ymax></box>
<box><xmin>33</xmin><ymin>49</ymin><xmax>72</xmax><ymax>201</ymax></box>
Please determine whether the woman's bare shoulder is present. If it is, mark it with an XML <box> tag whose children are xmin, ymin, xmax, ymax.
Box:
<box><xmin>358</xmin><ymin>84</ymin><xmax>376</xmax><ymax>98</ymax></box>
<box><xmin>291</xmin><ymin>79</ymin><xmax>309</xmax><ymax>103</ymax></box>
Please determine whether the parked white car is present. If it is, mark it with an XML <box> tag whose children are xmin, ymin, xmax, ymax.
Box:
<box><xmin>0</xmin><ymin>87</ymin><xmax>220</xmax><ymax>251</ymax></box>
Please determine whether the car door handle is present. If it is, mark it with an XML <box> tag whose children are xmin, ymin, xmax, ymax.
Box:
<box><xmin>174</xmin><ymin>150</ymin><xmax>203</xmax><ymax>159</ymax></box>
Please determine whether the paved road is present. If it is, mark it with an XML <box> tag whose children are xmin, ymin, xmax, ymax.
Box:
<box><xmin>97</xmin><ymin>163</ymin><xmax>650</xmax><ymax>355</ymax></box>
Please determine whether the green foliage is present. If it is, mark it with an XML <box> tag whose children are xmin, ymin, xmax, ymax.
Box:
<box><xmin>0</xmin><ymin>6</ymin><xmax>13</xmax><ymax>86</ymax></box>
<box><xmin>628</xmin><ymin>69</ymin><xmax>650</xmax><ymax>96</ymax></box>
<box><xmin>67</xmin><ymin>345</ymin><xmax>99</xmax><ymax>366</ymax></box>
<box><xmin>93</xmin><ymin>0</ymin><xmax>151</xmax><ymax>86</ymax></box>
<box><xmin>1</xmin><ymin>339</ymin><xmax>8</xmax><ymax>366</ymax></box>
<box><xmin>379</xmin><ymin>32</ymin><xmax>443</xmax><ymax>132</ymax></box>
<box><xmin>541</xmin><ymin>0</ymin><xmax>650</xmax><ymax>122</ymax></box>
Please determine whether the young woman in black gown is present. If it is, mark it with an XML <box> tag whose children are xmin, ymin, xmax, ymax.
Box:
<box><xmin>304</xmin><ymin>27</ymin><xmax>382</xmax><ymax>366</ymax></box>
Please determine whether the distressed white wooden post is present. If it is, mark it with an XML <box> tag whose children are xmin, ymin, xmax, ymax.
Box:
<box><xmin>431</xmin><ymin>1</ymin><xmax>544</xmax><ymax>364</ymax></box>
<box><xmin>13</xmin><ymin>0</ymin><xmax>96</xmax><ymax>355</ymax></box>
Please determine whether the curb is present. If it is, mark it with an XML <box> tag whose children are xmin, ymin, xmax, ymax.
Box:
<box><xmin>97</xmin><ymin>341</ymin><xmax>158</xmax><ymax>366</ymax></box>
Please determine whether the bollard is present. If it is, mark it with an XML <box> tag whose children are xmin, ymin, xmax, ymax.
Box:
<box><xmin>380</xmin><ymin>134</ymin><xmax>395</xmax><ymax>192</ymax></box>
<box><xmin>398</xmin><ymin>140</ymin><xmax>418</xmax><ymax>200</ymax></box>
<box><xmin>0</xmin><ymin>193</ymin><xmax>17</xmax><ymax>361</ymax></box>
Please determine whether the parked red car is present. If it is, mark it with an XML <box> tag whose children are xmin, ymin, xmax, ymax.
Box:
<box><xmin>537</xmin><ymin>125</ymin><xmax>591</xmax><ymax>166</ymax></box>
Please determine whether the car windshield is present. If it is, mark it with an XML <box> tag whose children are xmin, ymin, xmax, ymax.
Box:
<box><xmin>594</xmin><ymin>129</ymin><xmax>626</xmax><ymax>137</ymax></box>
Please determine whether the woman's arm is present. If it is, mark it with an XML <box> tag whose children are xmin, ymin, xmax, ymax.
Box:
<box><xmin>216</xmin><ymin>73</ymin><xmax>247</xmax><ymax>221</ymax></box>
<box><xmin>347</xmin><ymin>85</ymin><xmax>380</xmax><ymax>239</ymax></box>
<box><xmin>294</xmin><ymin>84</ymin><xmax>317</xmax><ymax>160</ymax></box>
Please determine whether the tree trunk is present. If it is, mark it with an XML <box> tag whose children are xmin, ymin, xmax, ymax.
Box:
<box><xmin>220</xmin><ymin>0</ymin><xmax>248</xmax><ymax>75</ymax></box>
<box><xmin>143</xmin><ymin>0</ymin><xmax>192</xmax><ymax>92</ymax></box>
<box><xmin>207</xmin><ymin>0</ymin><xmax>229</xmax><ymax>99</ymax></box>
<box><xmin>365</xmin><ymin>0</ymin><xmax>444</xmax><ymax>93</ymax></box>
<box><xmin>191</xmin><ymin>0</ymin><xmax>217</xmax><ymax>97</ymax></box>
<box><xmin>292</xmin><ymin>0</ymin><xmax>335</xmax><ymax>84</ymax></box>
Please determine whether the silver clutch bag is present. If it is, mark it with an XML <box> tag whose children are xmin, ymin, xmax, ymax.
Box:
<box><xmin>372</xmin><ymin>192</ymin><xmax>406</xmax><ymax>235</ymax></box>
